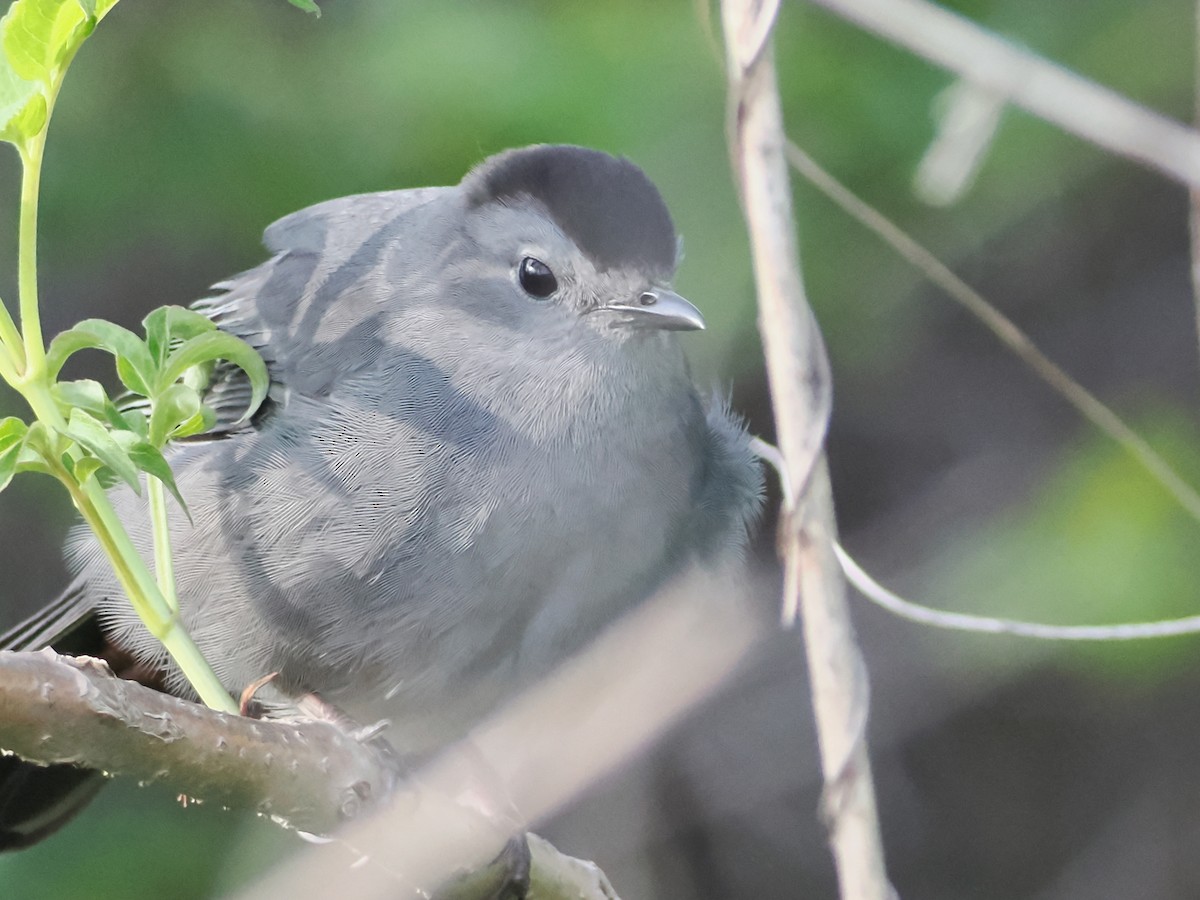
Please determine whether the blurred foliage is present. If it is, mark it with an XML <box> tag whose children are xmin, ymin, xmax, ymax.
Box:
<box><xmin>0</xmin><ymin>0</ymin><xmax>1198</xmax><ymax>897</ymax></box>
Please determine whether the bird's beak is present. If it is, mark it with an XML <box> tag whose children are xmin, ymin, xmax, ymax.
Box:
<box><xmin>597</xmin><ymin>289</ymin><xmax>706</xmax><ymax>332</ymax></box>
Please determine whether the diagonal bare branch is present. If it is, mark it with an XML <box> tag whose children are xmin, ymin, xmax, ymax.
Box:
<box><xmin>806</xmin><ymin>0</ymin><xmax>1200</xmax><ymax>189</ymax></box>
<box><xmin>784</xmin><ymin>140</ymin><xmax>1200</xmax><ymax>524</ymax></box>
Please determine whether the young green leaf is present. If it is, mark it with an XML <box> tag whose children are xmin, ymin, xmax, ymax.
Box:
<box><xmin>160</xmin><ymin>331</ymin><xmax>268</xmax><ymax>423</ymax></box>
<box><xmin>142</xmin><ymin>304</ymin><xmax>217</xmax><ymax>366</ymax></box>
<box><xmin>120</xmin><ymin>407</ymin><xmax>149</xmax><ymax>438</ymax></box>
<box><xmin>14</xmin><ymin>450</ymin><xmax>51</xmax><ymax>477</ymax></box>
<box><xmin>117</xmin><ymin>435</ymin><xmax>188</xmax><ymax>517</ymax></box>
<box><xmin>0</xmin><ymin>416</ymin><xmax>29</xmax><ymax>449</ymax></box>
<box><xmin>1</xmin><ymin>0</ymin><xmax>87</xmax><ymax>85</ymax></box>
<box><xmin>114</xmin><ymin>354</ymin><xmax>152</xmax><ymax>397</ymax></box>
<box><xmin>62</xmin><ymin>407</ymin><xmax>141</xmax><ymax>494</ymax></box>
<box><xmin>142</xmin><ymin>308</ymin><xmax>169</xmax><ymax>367</ymax></box>
<box><xmin>50</xmin><ymin>10</ymin><xmax>94</xmax><ymax>72</ymax></box>
<box><xmin>0</xmin><ymin>445</ymin><xmax>21</xmax><ymax>492</ymax></box>
<box><xmin>21</xmin><ymin>419</ymin><xmax>55</xmax><ymax>455</ymax></box>
<box><xmin>76</xmin><ymin>0</ymin><xmax>119</xmax><ymax>22</ymax></box>
<box><xmin>287</xmin><ymin>0</ymin><xmax>321</xmax><ymax>16</ymax></box>
<box><xmin>15</xmin><ymin>422</ymin><xmax>59</xmax><ymax>478</ymax></box>
<box><xmin>148</xmin><ymin>382</ymin><xmax>201</xmax><ymax>447</ymax></box>
<box><xmin>70</xmin><ymin>454</ymin><xmax>105</xmax><ymax>485</ymax></box>
<box><xmin>52</xmin><ymin>377</ymin><xmax>129</xmax><ymax>429</ymax></box>
<box><xmin>171</xmin><ymin>405</ymin><xmax>215</xmax><ymax>440</ymax></box>
<box><xmin>46</xmin><ymin>318</ymin><xmax>156</xmax><ymax>394</ymax></box>
<box><xmin>0</xmin><ymin>50</ymin><xmax>45</xmax><ymax>144</ymax></box>
<box><xmin>0</xmin><ymin>417</ymin><xmax>30</xmax><ymax>493</ymax></box>
<box><xmin>181</xmin><ymin>359</ymin><xmax>215</xmax><ymax>394</ymax></box>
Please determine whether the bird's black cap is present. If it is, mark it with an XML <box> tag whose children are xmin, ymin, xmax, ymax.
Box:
<box><xmin>463</xmin><ymin>145</ymin><xmax>678</xmax><ymax>276</ymax></box>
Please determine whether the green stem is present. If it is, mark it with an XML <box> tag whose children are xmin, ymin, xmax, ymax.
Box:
<box><xmin>24</xmin><ymin>383</ymin><xmax>236</xmax><ymax>713</ymax></box>
<box><xmin>147</xmin><ymin>475</ymin><xmax>179</xmax><ymax>614</ymax></box>
<box><xmin>17</xmin><ymin>140</ymin><xmax>46</xmax><ymax>377</ymax></box>
<box><xmin>71</xmin><ymin>482</ymin><xmax>235</xmax><ymax>713</ymax></box>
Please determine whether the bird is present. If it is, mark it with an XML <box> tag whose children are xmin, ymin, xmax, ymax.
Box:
<box><xmin>0</xmin><ymin>144</ymin><xmax>763</xmax><ymax>851</ymax></box>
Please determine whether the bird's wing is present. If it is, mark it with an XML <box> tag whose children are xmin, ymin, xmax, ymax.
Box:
<box><xmin>1</xmin><ymin>187</ymin><xmax>455</xmax><ymax>850</ymax></box>
<box><xmin>182</xmin><ymin>186</ymin><xmax>449</xmax><ymax>437</ymax></box>
<box><xmin>261</xmin><ymin>186</ymin><xmax>446</xmax><ymax>256</ymax></box>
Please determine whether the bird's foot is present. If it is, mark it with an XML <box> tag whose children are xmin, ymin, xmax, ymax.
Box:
<box><xmin>237</xmin><ymin>670</ymin><xmax>280</xmax><ymax>717</ymax></box>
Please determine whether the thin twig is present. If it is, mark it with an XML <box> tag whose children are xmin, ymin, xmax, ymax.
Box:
<box><xmin>721</xmin><ymin>2</ymin><xmax>893</xmax><ymax>898</ymax></box>
<box><xmin>805</xmin><ymin>0</ymin><xmax>1200</xmax><ymax>189</ymax></box>
<box><xmin>785</xmin><ymin>141</ymin><xmax>1200</xmax><ymax>524</ymax></box>
<box><xmin>838</xmin><ymin>544</ymin><xmax>1200</xmax><ymax>640</ymax></box>
<box><xmin>748</xmin><ymin>441</ymin><xmax>1200</xmax><ymax>642</ymax></box>
<box><xmin>751</xmin><ymin>437</ymin><xmax>1200</xmax><ymax>642</ymax></box>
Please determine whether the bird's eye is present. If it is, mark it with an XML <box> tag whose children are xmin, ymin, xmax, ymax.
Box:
<box><xmin>518</xmin><ymin>257</ymin><xmax>558</xmax><ymax>299</ymax></box>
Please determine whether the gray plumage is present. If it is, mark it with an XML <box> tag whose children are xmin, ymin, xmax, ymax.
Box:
<box><xmin>56</xmin><ymin>144</ymin><xmax>762</xmax><ymax>753</ymax></box>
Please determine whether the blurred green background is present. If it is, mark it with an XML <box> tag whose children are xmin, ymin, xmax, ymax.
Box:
<box><xmin>3</xmin><ymin>0</ymin><xmax>1200</xmax><ymax>897</ymax></box>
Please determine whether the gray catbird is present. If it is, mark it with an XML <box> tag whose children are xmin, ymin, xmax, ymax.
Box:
<box><xmin>0</xmin><ymin>144</ymin><xmax>762</xmax><ymax>848</ymax></box>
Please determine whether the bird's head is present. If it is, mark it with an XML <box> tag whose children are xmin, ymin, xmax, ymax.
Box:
<box><xmin>457</xmin><ymin>145</ymin><xmax>705</xmax><ymax>341</ymax></box>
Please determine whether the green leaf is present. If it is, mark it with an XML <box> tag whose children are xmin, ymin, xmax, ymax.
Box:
<box><xmin>22</xmin><ymin>420</ymin><xmax>54</xmax><ymax>454</ymax></box>
<box><xmin>61</xmin><ymin>407</ymin><xmax>141</xmax><ymax>494</ymax></box>
<box><xmin>114</xmin><ymin>354</ymin><xmax>152</xmax><ymax>397</ymax></box>
<box><xmin>142</xmin><ymin>304</ymin><xmax>216</xmax><ymax>366</ymax></box>
<box><xmin>0</xmin><ymin>445</ymin><xmax>21</xmax><ymax>491</ymax></box>
<box><xmin>46</xmin><ymin>318</ymin><xmax>157</xmax><ymax>395</ymax></box>
<box><xmin>0</xmin><ymin>416</ymin><xmax>29</xmax><ymax>451</ymax></box>
<box><xmin>15</xmin><ymin>452</ymin><xmax>51</xmax><ymax>477</ymax></box>
<box><xmin>172</xmin><ymin>405</ymin><xmax>215</xmax><ymax>440</ymax></box>
<box><xmin>1</xmin><ymin>0</ymin><xmax>88</xmax><ymax>84</ymax></box>
<box><xmin>111</xmin><ymin>429</ymin><xmax>189</xmax><ymax>517</ymax></box>
<box><xmin>160</xmin><ymin>331</ymin><xmax>268</xmax><ymax>423</ymax></box>
<box><xmin>148</xmin><ymin>382</ymin><xmax>201</xmax><ymax>447</ymax></box>
<box><xmin>121</xmin><ymin>408</ymin><xmax>148</xmax><ymax>438</ymax></box>
<box><xmin>182</xmin><ymin>359</ymin><xmax>215</xmax><ymax>394</ymax></box>
<box><xmin>123</xmin><ymin>439</ymin><xmax>188</xmax><ymax>516</ymax></box>
<box><xmin>53</xmin><ymin>377</ymin><xmax>108</xmax><ymax>411</ymax></box>
<box><xmin>6</xmin><ymin>88</ymin><xmax>44</xmax><ymax>141</ymax></box>
<box><xmin>71</xmin><ymin>454</ymin><xmax>105</xmax><ymax>484</ymax></box>
<box><xmin>52</xmin><ymin>378</ymin><xmax>129</xmax><ymax>429</ymax></box>
<box><xmin>77</xmin><ymin>0</ymin><xmax>119</xmax><ymax>23</ymax></box>
<box><xmin>0</xmin><ymin>96</ymin><xmax>45</xmax><ymax>146</ymax></box>
<box><xmin>0</xmin><ymin>31</ymin><xmax>35</xmax><ymax>103</ymax></box>
<box><xmin>0</xmin><ymin>417</ymin><xmax>29</xmax><ymax>492</ymax></box>
<box><xmin>14</xmin><ymin>422</ymin><xmax>55</xmax><ymax>478</ymax></box>
<box><xmin>0</xmin><ymin>52</ymin><xmax>45</xmax><ymax>144</ymax></box>
<box><xmin>287</xmin><ymin>0</ymin><xmax>321</xmax><ymax>16</ymax></box>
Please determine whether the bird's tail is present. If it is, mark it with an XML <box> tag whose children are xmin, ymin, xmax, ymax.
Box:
<box><xmin>0</xmin><ymin>583</ymin><xmax>107</xmax><ymax>851</ymax></box>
